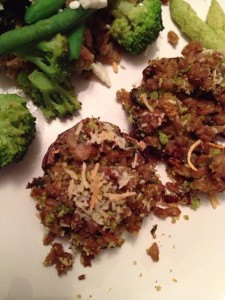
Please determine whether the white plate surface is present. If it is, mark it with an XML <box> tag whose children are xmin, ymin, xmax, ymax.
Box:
<box><xmin>1</xmin><ymin>1</ymin><xmax>225</xmax><ymax>300</ymax></box>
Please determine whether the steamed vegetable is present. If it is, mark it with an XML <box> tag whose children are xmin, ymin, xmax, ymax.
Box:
<box><xmin>0</xmin><ymin>93</ymin><xmax>36</xmax><ymax>168</ymax></box>
<box><xmin>206</xmin><ymin>0</ymin><xmax>225</xmax><ymax>42</ymax></box>
<box><xmin>109</xmin><ymin>0</ymin><xmax>164</xmax><ymax>55</ymax></box>
<box><xmin>15</xmin><ymin>33</ymin><xmax>70</xmax><ymax>84</ymax></box>
<box><xmin>25</xmin><ymin>0</ymin><xmax>66</xmax><ymax>24</ymax></box>
<box><xmin>170</xmin><ymin>0</ymin><xmax>225</xmax><ymax>54</ymax></box>
<box><xmin>17</xmin><ymin>70</ymin><xmax>81</xmax><ymax>119</ymax></box>
<box><xmin>0</xmin><ymin>7</ymin><xmax>93</xmax><ymax>56</ymax></box>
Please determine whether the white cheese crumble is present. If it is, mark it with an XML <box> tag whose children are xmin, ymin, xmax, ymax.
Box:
<box><xmin>69</xmin><ymin>1</ymin><xmax>80</xmax><ymax>9</ymax></box>
<box><xmin>79</xmin><ymin>0</ymin><xmax>108</xmax><ymax>9</ymax></box>
<box><xmin>91</xmin><ymin>62</ymin><xmax>111</xmax><ymax>87</ymax></box>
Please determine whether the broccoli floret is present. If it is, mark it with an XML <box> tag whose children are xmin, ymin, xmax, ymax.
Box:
<box><xmin>15</xmin><ymin>33</ymin><xmax>70</xmax><ymax>83</ymax></box>
<box><xmin>109</xmin><ymin>0</ymin><xmax>164</xmax><ymax>55</ymax></box>
<box><xmin>17</xmin><ymin>70</ymin><xmax>81</xmax><ymax>119</ymax></box>
<box><xmin>0</xmin><ymin>93</ymin><xmax>36</xmax><ymax>168</ymax></box>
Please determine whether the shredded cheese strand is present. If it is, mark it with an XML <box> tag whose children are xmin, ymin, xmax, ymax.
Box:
<box><xmin>105</xmin><ymin>191</ymin><xmax>136</xmax><ymax>201</ymax></box>
<box><xmin>64</xmin><ymin>168</ymin><xmax>78</xmax><ymax>180</ymax></box>
<box><xmin>207</xmin><ymin>142</ymin><xmax>225</xmax><ymax>149</ymax></box>
<box><xmin>81</xmin><ymin>162</ymin><xmax>89</xmax><ymax>189</ymax></box>
<box><xmin>68</xmin><ymin>179</ymin><xmax>75</xmax><ymax>200</ymax></box>
<box><xmin>140</xmin><ymin>94</ymin><xmax>154</xmax><ymax>112</ymax></box>
<box><xmin>187</xmin><ymin>140</ymin><xmax>201</xmax><ymax>171</ymax></box>
<box><xmin>74</xmin><ymin>121</ymin><xmax>83</xmax><ymax>136</ymax></box>
<box><xmin>208</xmin><ymin>193</ymin><xmax>220</xmax><ymax>209</ymax></box>
<box><xmin>89</xmin><ymin>163</ymin><xmax>101</xmax><ymax>210</ymax></box>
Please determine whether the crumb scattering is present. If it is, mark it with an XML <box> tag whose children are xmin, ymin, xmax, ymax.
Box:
<box><xmin>167</xmin><ymin>30</ymin><xmax>179</xmax><ymax>47</ymax></box>
<box><xmin>146</xmin><ymin>242</ymin><xmax>159</xmax><ymax>262</ymax></box>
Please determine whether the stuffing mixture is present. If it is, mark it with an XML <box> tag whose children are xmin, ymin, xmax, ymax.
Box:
<box><xmin>27</xmin><ymin>118</ymin><xmax>167</xmax><ymax>274</ymax></box>
<box><xmin>117</xmin><ymin>41</ymin><xmax>225</xmax><ymax>208</ymax></box>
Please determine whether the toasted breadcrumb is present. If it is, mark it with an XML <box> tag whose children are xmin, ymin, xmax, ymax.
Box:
<box><xmin>167</xmin><ymin>30</ymin><xmax>179</xmax><ymax>47</ymax></box>
<box><xmin>146</xmin><ymin>242</ymin><xmax>159</xmax><ymax>262</ymax></box>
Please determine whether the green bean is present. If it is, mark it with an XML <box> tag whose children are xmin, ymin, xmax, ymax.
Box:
<box><xmin>206</xmin><ymin>0</ymin><xmax>225</xmax><ymax>42</ymax></box>
<box><xmin>25</xmin><ymin>0</ymin><xmax>67</xmax><ymax>24</ymax></box>
<box><xmin>68</xmin><ymin>22</ymin><xmax>85</xmax><ymax>60</ymax></box>
<box><xmin>0</xmin><ymin>7</ymin><xmax>93</xmax><ymax>56</ymax></box>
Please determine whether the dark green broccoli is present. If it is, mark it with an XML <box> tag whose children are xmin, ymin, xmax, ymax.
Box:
<box><xmin>0</xmin><ymin>93</ymin><xmax>36</xmax><ymax>168</ymax></box>
<box><xmin>17</xmin><ymin>70</ymin><xmax>81</xmax><ymax>119</ymax></box>
<box><xmin>109</xmin><ymin>0</ymin><xmax>164</xmax><ymax>55</ymax></box>
<box><xmin>15</xmin><ymin>33</ymin><xmax>70</xmax><ymax>83</ymax></box>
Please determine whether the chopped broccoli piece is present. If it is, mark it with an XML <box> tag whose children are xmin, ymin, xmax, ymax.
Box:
<box><xmin>109</xmin><ymin>0</ymin><xmax>164</xmax><ymax>55</ymax></box>
<box><xmin>0</xmin><ymin>93</ymin><xmax>36</xmax><ymax>168</ymax></box>
<box><xmin>190</xmin><ymin>195</ymin><xmax>201</xmax><ymax>210</ymax></box>
<box><xmin>17</xmin><ymin>70</ymin><xmax>81</xmax><ymax>119</ymax></box>
<box><xmin>159</xmin><ymin>131</ymin><xmax>169</xmax><ymax>145</ymax></box>
<box><xmin>15</xmin><ymin>33</ymin><xmax>70</xmax><ymax>83</ymax></box>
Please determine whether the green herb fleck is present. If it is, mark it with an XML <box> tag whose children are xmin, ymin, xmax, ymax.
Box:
<box><xmin>159</xmin><ymin>131</ymin><xmax>169</xmax><ymax>145</ymax></box>
<box><xmin>190</xmin><ymin>195</ymin><xmax>201</xmax><ymax>210</ymax></box>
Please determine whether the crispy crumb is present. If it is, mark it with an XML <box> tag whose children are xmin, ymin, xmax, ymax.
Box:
<box><xmin>146</xmin><ymin>242</ymin><xmax>159</xmax><ymax>262</ymax></box>
<box><xmin>76</xmin><ymin>294</ymin><xmax>82</xmax><ymax>299</ymax></box>
<box><xmin>150</xmin><ymin>224</ymin><xmax>158</xmax><ymax>239</ymax></box>
<box><xmin>155</xmin><ymin>285</ymin><xmax>162</xmax><ymax>291</ymax></box>
<box><xmin>139</xmin><ymin>273</ymin><xmax>143</xmax><ymax>277</ymax></box>
<box><xmin>167</xmin><ymin>30</ymin><xmax>179</xmax><ymax>47</ymax></box>
<box><xmin>112</xmin><ymin>61</ymin><xmax>118</xmax><ymax>73</ymax></box>
<box><xmin>78</xmin><ymin>274</ymin><xmax>86</xmax><ymax>280</ymax></box>
<box><xmin>172</xmin><ymin>278</ymin><xmax>178</xmax><ymax>283</ymax></box>
<box><xmin>120</xmin><ymin>63</ymin><xmax>126</xmax><ymax>70</ymax></box>
<box><xmin>183</xmin><ymin>214</ymin><xmax>189</xmax><ymax>220</ymax></box>
<box><xmin>133</xmin><ymin>260</ymin><xmax>137</xmax><ymax>265</ymax></box>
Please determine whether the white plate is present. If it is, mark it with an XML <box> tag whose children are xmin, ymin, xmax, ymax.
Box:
<box><xmin>1</xmin><ymin>1</ymin><xmax>225</xmax><ymax>300</ymax></box>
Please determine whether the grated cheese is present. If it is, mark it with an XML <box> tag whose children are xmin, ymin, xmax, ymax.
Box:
<box><xmin>89</xmin><ymin>163</ymin><xmax>101</xmax><ymax>210</ymax></box>
<box><xmin>140</xmin><ymin>93</ymin><xmax>154</xmax><ymax>112</ymax></box>
<box><xmin>74</xmin><ymin>121</ymin><xmax>83</xmax><ymax>136</ymax></box>
<box><xmin>64</xmin><ymin>168</ymin><xmax>78</xmax><ymax>180</ymax></box>
<box><xmin>81</xmin><ymin>162</ymin><xmax>90</xmax><ymax>189</ymax></box>
<box><xmin>208</xmin><ymin>193</ymin><xmax>220</xmax><ymax>209</ymax></box>
<box><xmin>131</xmin><ymin>153</ymin><xmax>138</xmax><ymax>169</ymax></box>
<box><xmin>88</xmin><ymin>123</ymin><xmax>127</xmax><ymax>149</ymax></box>
<box><xmin>118</xmin><ymin>171</ymin><xmax>134</xmax><ymax>189</ymax></box>
<box><xmin>187</xmin><ymin>139</ymin><xmax>201</xmax><ymax>171</ymax></box>
<box><xmin>207</xmin><ymin>142</ymin><xmax>225</xmax><ymax>150</ymax></box>
<box><xmin>105</xmin><ymin>191</ymin><xmax>136</xmax><ymax>201</ymax></box>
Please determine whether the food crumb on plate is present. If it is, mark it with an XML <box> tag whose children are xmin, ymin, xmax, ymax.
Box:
<box><xmin>78</xmin><ymin>274</ymin><xmax>86</xmax><ymax>280</ymax></box>
<box><xmin>146</xmin><ymin>242</ymin><xmax>159</xmax><ymax>262</ymax></box>
<box><xmin>183</xmin><ymin>214</ymin><xmax>189</xmax><ymax>220</ymax></box>
<box><xmin>155</xmin><ymin>285</ymin><xmax>162</xmax><ymax>292</ymax></box>
<box><xmin>167</xmin><ymin>30</ymin><xmax>179</xmax><ymax>47</ymax></box>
